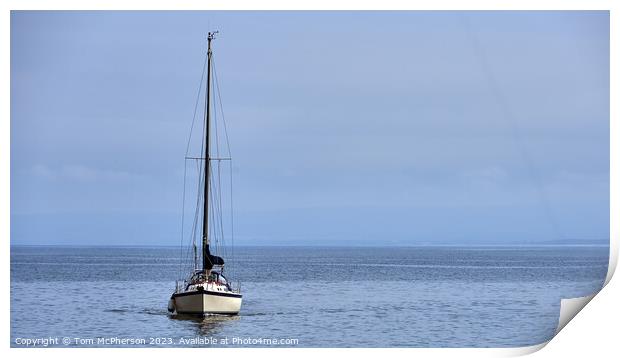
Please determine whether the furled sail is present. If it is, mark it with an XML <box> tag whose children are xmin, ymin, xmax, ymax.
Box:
<box><xmin>204</xmin><ymin>244</ymin><xmax>224</xmax><ymax>269</ymax></box>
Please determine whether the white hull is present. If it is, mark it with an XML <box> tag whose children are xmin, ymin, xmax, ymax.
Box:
<box><xmin>171</xmin><ymin>290</ymin><xmax>242</xmax><ymax>315</ymax></box>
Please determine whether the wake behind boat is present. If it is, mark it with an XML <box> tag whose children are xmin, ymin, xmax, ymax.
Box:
<box><xmin>168</xmin><ymin>31</ymin><xmax>242</xmax><ymax>316</ymax></box>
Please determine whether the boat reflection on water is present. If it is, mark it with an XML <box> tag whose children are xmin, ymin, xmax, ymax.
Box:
<box><xmin>170</xmin><ymin>313</ymin><xmax>240</xmax><ymax>336</ymax></box>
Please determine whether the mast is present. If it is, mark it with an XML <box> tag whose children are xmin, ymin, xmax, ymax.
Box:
<box><xmin>202</xmin><ymin>31</ymin><xmax>217</xmax><ymax>272</ymax></box>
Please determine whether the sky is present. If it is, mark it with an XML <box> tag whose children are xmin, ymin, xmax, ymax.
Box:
<box><xmin>10</xmin><ymin>11</ymin><xmax>609</xmax><ymax>246</ymax></box>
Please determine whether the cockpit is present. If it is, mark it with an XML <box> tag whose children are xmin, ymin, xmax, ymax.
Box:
<box><xmin>208</xmin><ymin>271</ymin><xmax>228</xmax><ymax>285</ymax></box>
<box><xmin>187</xmin><ymin>270</ymin><xmax>231</xmax><ymax>290</ymax></box>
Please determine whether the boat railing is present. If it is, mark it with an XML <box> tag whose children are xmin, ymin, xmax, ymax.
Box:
<box><xmin>228</xmin><ymin>281</ymin><xmax>241</xmax><ymax>294</ymax></box>
<box><xmin>174</xmin><ymin>280</ymin><xmax>182</xmax><ymax>293</ymax></box>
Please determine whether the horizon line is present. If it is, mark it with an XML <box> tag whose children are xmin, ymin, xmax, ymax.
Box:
<box><xmin>9</xmin><ymin>243</ymin><xmax>610</xmax><ymax>248</ymax></box>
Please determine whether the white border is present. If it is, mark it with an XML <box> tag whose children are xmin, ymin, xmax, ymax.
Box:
<box><xmin>3</xmin><ymin>1</ymin><xmax>617</xmax><ymax>357</ymax></box>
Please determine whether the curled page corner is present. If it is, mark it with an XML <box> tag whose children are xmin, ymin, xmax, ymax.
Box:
<box><xmin>547</xmin><ymin>241</ymin><xmax>617</xmax><ymax>346</ymax></box>
<box><xmin>505</xmin><ymin>341</ymin><xmax>549</xmax><ymax>357</ymax></box>
<box><xmin>511</xmin><ymin>293</ymin><xmax>599</xmax><ymax>356</ymax></box>
<box><xmin>555</xmin><ymin>294</ymin><xmax>596</xmax><ymax>335</ymax></box>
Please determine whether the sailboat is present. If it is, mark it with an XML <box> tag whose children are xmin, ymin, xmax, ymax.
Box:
<box><xmin>168</xmin><ymin>32</ymin><xmax>242</xmax><ymax>315</ymax></box>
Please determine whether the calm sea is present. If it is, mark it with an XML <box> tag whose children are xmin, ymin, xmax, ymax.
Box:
<box><xmin>10</xmin><ymin>245</ymin><xmax>608</xmax><ymax>348</ymax></box>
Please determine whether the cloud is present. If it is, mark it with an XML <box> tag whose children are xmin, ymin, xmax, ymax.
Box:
<box><xmin>31</xmin><ymin>164</ymin><xmax>146</xmax><ymax>183</ymax></box>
